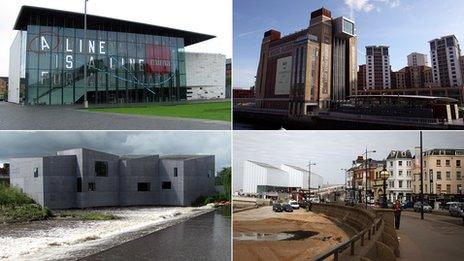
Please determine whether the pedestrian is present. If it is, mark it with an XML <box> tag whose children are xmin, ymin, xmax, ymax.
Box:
<box><xmin>393</xmin><ymin>200</ymin><xmax>402</xmax><ymax>230</ymax></box>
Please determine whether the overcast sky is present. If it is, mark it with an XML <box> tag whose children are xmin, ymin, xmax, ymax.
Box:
<box><xmin>0</xmin><ymin>131</ymin><xmax>231</xmax><ymax>173</ymax></box>
<box><xmin>0</xmin><ymin>0</ymin><xmax>232</xmax><ymax>76</ymax></box>
<box><xmin>233</xmin><ymin>131</ymin><xmax>464</xmax><ymax>192</ymax></box>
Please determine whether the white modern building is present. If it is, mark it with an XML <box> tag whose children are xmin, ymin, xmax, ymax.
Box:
<box><xmin>185</xmin><ymin>52</ymin><xmax>226</xmax><ymax>100</ymax></box>
<box><xmin>366</xmin><ymin>46</ymin><xmax>391</xmax><ymax>89</ymax></box>
<box><xmin>407</xmin><ymin>52</ymin><xmax>428</xmax><ymax>67</ymax></box>
<box><xmin>242</xmin><ymin>160</ymin><xmax>323</xmax><ymax>194</ymax></box>
<box><xmin>429</xmin><ymin>35</ymin><xmax>463</xmax><ymax>87</ymax></box>
<box><xmin>386</xmin><ymin>150</ymin><xmax>414</xmax><ymax>202</ymax></box>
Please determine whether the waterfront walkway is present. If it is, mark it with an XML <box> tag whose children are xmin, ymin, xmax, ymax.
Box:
<box><xmin>398</xmin><ymin>211</ymin><xmax>464</xmax><ymax>261</ymax></box>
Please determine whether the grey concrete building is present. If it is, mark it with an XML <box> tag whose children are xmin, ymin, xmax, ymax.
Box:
<box><xmin>9</xmin><ymin>148</ymin><xmax>215</xmax><ymax>209</ymax></box>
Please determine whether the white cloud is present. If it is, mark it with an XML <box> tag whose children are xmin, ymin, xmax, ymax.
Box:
<box><xmin>345</xmin><ymin>0</ymin><xmax>375</xmax><ymax>12</ymax></box>
<box><xmin>345</xmin><ymin>0</ymin><xmax>401</xmax><ymax>15</ymax></box>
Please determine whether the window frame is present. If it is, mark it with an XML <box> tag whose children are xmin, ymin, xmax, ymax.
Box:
<box><xmin>161</xmin><ymin>181</ymin><xmax>172</xmax><ymax>190</ymax></box>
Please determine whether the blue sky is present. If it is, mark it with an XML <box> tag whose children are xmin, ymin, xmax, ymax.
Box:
<box><xmin>234</xmin><ymin>0</ymin><xmax>464</xmax><ymax>88</ymax></box>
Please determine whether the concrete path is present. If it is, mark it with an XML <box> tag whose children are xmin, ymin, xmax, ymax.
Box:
<box><xmin>397</xmin><ymin>211</ymin><xmax>464</xmax><ymax>261</ymax></box>
<box><xmin>0</xmin><ymin>102</ymin><xmax>230</xmax><ymax>130</ymax></box>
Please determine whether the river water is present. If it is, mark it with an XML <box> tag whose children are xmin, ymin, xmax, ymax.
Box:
<box><xmin>82</xmin><ymin>206</ymin><xmax>231</xmax><ymax>260</ymax></box>
<box><xmin>0</xmin><ymin>206</ymin><xmax>217</xmax><ymax>260</ymax></box>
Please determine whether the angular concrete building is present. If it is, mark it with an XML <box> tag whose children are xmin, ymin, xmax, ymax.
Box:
<box><xmin>9</xmin><ymin>148</ymin><xmax>215</xmax><ymax>209</ymax></box>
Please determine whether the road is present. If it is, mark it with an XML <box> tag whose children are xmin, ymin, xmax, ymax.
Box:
<box><xmin>398</xmin><ymin>211</ymin><xmax>464</xmax><ymax>261</ymax></box>
<box><xmin>81</xmin><ymin>208</ymin><xmax>231</xmax><ymax>261</ymax></box>
<box><xmin>0</xmin><ymin>102</ymin><xmax>230</xmax><ymax>130</ymax></box>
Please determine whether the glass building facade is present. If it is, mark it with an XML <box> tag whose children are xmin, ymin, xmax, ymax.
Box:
<box><xmin>11</xmin><ymin>6</ymin><xmax>213</xmax><ymax>105</ymax></box>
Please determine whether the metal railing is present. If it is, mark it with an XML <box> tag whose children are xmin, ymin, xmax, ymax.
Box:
<box><xmin>314</xmin><ymin>216</ymin><xmax>383</xmax><ymax>261</ymax></box>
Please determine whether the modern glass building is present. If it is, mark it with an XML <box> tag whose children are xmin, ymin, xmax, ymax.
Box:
<box><xmin>8</xmin><ymin>6</ymin><xmax>214</xmax><ymax>105</ymax></box>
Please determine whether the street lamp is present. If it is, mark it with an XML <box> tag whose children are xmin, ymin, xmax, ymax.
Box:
<box><xmin>364</xmin><ymin>149</ymin><xmax>376</xmax><ymax>208</ymax></box>
<box><xmin>380</xmin><ymin>164</ymin><xmax>390</xmax><ymax>208</ymax></box>
<box><xmin>308</xmin><ymin>161</ymin><xmax>316</xmax><ymax>195</ymax></box>
<box><xmin>341</xmin><ymin>168</ymin><xmax>348</xmax><ymax>201</ymax></box>
<box><xmin>83</xmin><ymin>0</ymin><xmax>89</xmax><ymax>108</ymax></box>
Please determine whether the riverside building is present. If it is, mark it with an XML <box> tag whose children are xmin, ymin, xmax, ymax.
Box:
<box><xmin>407</xmin><ymin>52</ymin><xmax>428</xmax><ymax>67</ymax></box>
<box><xmin>9</xmin><ymin>148</ymin><xmax>216</xmax><ymax>209</ymax></box>
<box><xmin>8</xmin><ymin>6</ymin><xmax>219</xmax><ymax>105</ymax></box>
<box><xmin>365</xmin><ymin>46</ymin><xmax>391</xmax><ymax>89</ymax></box>
<box><xmin>254</xmin><ymin>7</ymin><xmax>357</xmax><ymax>115</ymax></box>
<box><xmin>429</xmin><ymin>35</ymin><xmax>463</xmax><ymax>87</ymax></box>
<box><xmin>242</xmin><ymin>160</ymin><xmax>323</xmax><ymax>195</ymax></box>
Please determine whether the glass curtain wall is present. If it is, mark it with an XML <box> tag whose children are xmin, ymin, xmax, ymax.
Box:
<box><xmin>25</xmin><ymin>15</ymin><xmax>186</xmax><ymax>105</ymax></box>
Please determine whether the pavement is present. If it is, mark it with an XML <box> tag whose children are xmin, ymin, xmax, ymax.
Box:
<box><xmin>0</xmin><ymin>102</ymin><xmax>230</xmax><ymax>130</ymax></box>
<box><xmin>397</xmin><ymin>211</ymin><xmax>464</xmax><ymax>261</ymax></box>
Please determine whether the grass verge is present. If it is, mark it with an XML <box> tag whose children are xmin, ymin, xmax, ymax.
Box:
<box><xmin>0</xmin><ymin>184</ymin><xmax>52</xmax><ymax>223</ymax></box>
<box><xmin>87</xmin><ymin>101</ymin><xmax>231</xmax><ymax>122</ymax></box>
<box><xmin>192</xmin><ymin>193</ymin><xmax>230</xmax><ymax>207</ymax></box>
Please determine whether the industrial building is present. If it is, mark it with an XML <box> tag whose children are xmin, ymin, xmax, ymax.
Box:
<box><xmin>242</xmin><ymin>160</ymin><xmax>323</xmax><ymax>195</ymax></box>
<box><xmin>254</xmin><ymin>7</ymin><xmax>357</xmax><ymax>115</ymax></box>
<box><xmin>8</xmin><ymin>5</ymin><xmax>226</xmax><ymax>105</ymax></box>
<box><xmin>9</xmin><ymin>148</ymin><xmax>216</xmax><ymax>209</ymax></box>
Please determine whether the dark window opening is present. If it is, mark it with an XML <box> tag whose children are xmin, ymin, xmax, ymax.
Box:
<box><xmin>174</xmin><ymin>167</ymin><xmax>178</xmax><ymax>177</ymax></box>
<box><xmin>95</xmin><ymin>161</ymin><xmax>108</xmax><ymax>177</ymax></box>
<box><xmin>33</xmin><ymin>167</ymin><xmax>39</xmax><ymax>178</ymax></box>
<box><xmin>137</xmin><ymin>182</ymin><xmax>151</xmax><ymax>192</ymax></box>
<box><xmin>88</xmin><ymin>182</ymin><xmax>96</xmax><ymax>191</ymax></box>
<box><xmin>162</xmin><ymin>181</ymin><xmax>172</xmax><ymax>190</ymax></box>
<box><xmin>77</xmin><ymin>177</ymin><xmax>82</xmax><ymax>192</ymax></box>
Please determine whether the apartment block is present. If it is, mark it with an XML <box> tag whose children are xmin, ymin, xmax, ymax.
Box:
<box><xmin>429</xmin><ymin>35</ymin><xmax>463</xmax><ymax>87</ymax></box>
<box><xmin>366</xmin><ymin>46</ymin><xmax>391</xmax><ymax>89</ymax></box>
<box><xmin>407</xmin><ymin>52</ymin><xmax>428</xmax><ymax>67</ymax></box>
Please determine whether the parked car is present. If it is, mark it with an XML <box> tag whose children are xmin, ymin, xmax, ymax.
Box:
<box><xmin>448</xmin><ymin>202</ymin><xmax>464</xmax><ymax>217</ymax></box>
<box><xmin>282</xmin><ymin>203</ymin><xmax>293</xmax><ymax>212</ymax></box>
<box><xmin>309</xmin><ymin>197</ymin><xmax>320</xmax><ymax>203</ymax></box>
<box><xmin>387</xmin><ymin>201</ymin><xmax>393</xmax><ymax>208</ymax></box>
<box><xmin>413</xmin><ymin>202</ymin><xmax>432</xmax><ymax>212</ymax></box>
<box><xmin>401</xmin><ymin>201</ymin><xmax>414</xmax><ymax>209</ymax></box>
<box><xmin>288</xmin><ymin>200</ymin><xmax>299</xmax><ymax>209</ymax></box>
<box><xmin>272</xmin><ymin>203</ymin><xmax>283</xmax><ymax>212</ymax></box>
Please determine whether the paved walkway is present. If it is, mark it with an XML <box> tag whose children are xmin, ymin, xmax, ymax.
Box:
<box><xmin>398</xmin><ymin>211</ymin><xmax>464</xmax><ymax>261</ymax></box>
<box><xmin>0</xmin><ymin>102</ymin><xmax>230</xmax><ymax>130</ymax></box>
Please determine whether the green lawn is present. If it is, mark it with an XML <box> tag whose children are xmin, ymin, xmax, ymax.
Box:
<box><xmin>88</xmin><ymin>101</ymin><xmax>231</xmax><ymax>122</ymax></box>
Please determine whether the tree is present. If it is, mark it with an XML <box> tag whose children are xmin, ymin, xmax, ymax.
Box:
<box><xmin>217</xmin><ymin>167</ymin><xmax>231</xmax><ymax>200</ymax></box>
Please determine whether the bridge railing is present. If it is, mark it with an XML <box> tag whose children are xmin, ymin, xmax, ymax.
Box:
<box><xmin>313</xmin><ymin>216</ymin><xmax>383</xmax><ymax>261</ymax></box>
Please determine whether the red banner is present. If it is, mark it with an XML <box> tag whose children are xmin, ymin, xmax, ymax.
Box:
<box><xmin>145</xmin><ymin>44</ymin><xmax>171</xmax><ymax>74</ymax></box>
